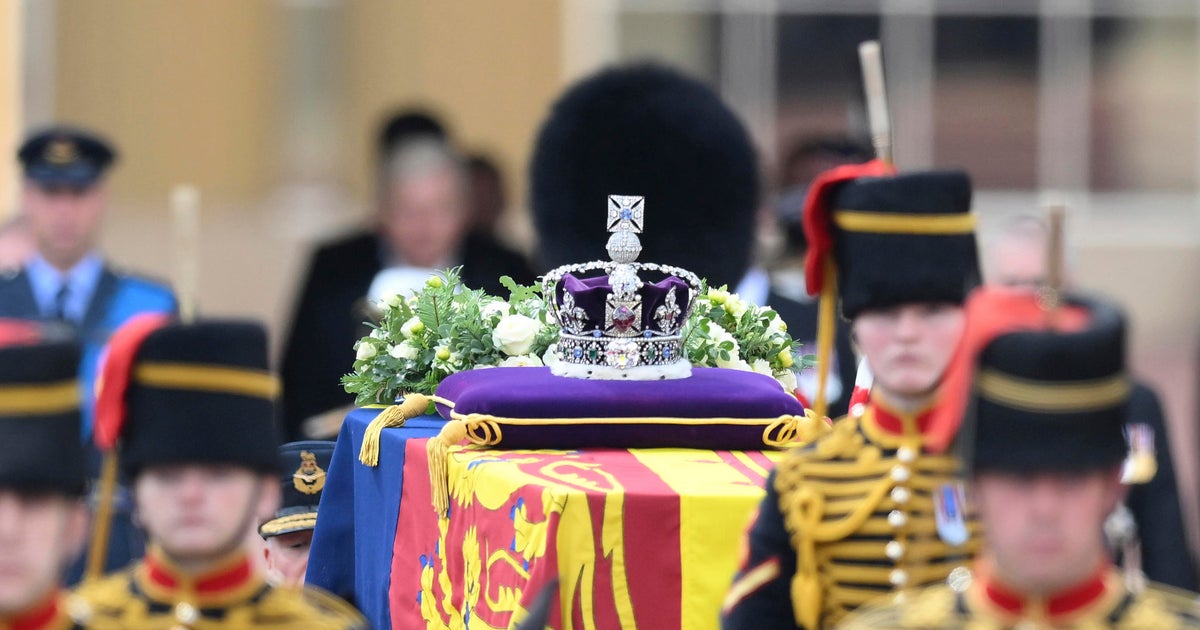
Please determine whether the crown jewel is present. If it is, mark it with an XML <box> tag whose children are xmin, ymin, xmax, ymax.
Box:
<box><xmin>544</xmin><ymin>195</ymin><xmax>702</xmax><ymax>380</ymax></box>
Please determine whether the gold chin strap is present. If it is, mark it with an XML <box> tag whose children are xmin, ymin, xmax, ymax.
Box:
<box><xmin>812</xmin><ymin>258</ymin><xmax>838</xmax><ymax>422</ymax></box>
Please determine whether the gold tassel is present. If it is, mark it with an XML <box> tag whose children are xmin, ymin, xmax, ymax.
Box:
<box><xmin>812</xmin><ymin>259</ymin><xmax>838</xmax><ymax>422</ymax></box>
<box><xmin>358</xmin><ymin>394</ymin><xmax>451</xmax><ymax>467</ymax></box>
<box><xmin>791</xmin><ymin>571</ymin><xmax>822</xmax><ymax>630</ymax></box>
<box><xmin>85</xmin><ymin>451</ymin><xmax>119</xmax><ymax>581</ymax></box>
<box><xmin>428</xmin><ymin>420</ymin><xmax>468</xmax><ymax>516</ymax></box>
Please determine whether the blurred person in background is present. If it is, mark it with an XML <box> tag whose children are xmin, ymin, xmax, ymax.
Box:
<box><xmin>259</xmin><ymin>442</ymin><xmax>335</xmax><ymax>588</ymax></box>
<box><xmin>280</xmin><ymin>109</ymin><xmax>448</xmax><ymax>439</ymax></box>
<box><xmin>0</xmin><ymin>125</ymin><xmax>177</xmax><ymax>582</ymax></box>
<box><xmin>983</xmin><ymin>214</ymin><xmax>1197</xmax><ymax>591</ymax></box>
<box><xmin>770</xmin><ymin>136</ymin><xmax>874</xmax><ymax>417</ymax></box>
<box><xmin>0</xmin><ymin>214</ymin><xmax>34</xmax><ymax>272</ymax></box>
<box><xmin>0</xmin><ymin>329</ymin><xmax>91</xmax><ymax>629</ymax></box>
<box><xmin>463</xmin><ymin>152</ymin><xmax>534</xmax><ymax>285</ymax></box>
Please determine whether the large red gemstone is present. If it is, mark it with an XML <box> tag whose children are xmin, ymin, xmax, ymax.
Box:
<box><xmin>612</xmin><ymin>305</ymin><xmax>636</xmax><ymax>332</ymax></box>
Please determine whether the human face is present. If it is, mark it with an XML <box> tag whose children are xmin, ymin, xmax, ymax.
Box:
<box><xmin>0</xmin><ymin>490</ymin><xmax>87</xmax><ymax>616</ymax></box>
<box><xmin>135</xmin><ymin>465</ymin><xmax>278</xmax><ymax>567</ymax></box>
<box><xmin>852</xmin><ymin>303</ymin><xmax>965</xmax><ymax>401</ymax></box>
<box><xmin>380</xmin><ymin>168</ymin><xmax>468</xmax><ymax>268</ymax></box>
<box><xmin>263</xmin><ymin>530</ymin><xmax>313</xmax><ymax>587</ymax></box>
<box><xmin>986</xmin><ymin>236</ymin><xmax>1046</xmax><ymax>289</ymax></box>
<box><xmin>22</xmin><ymin>181</ymin><xmax>107</xmax><ymax>271</ymax></box>
<box><xmin>974</xmin><ymin>469</ymin><xmax>1124</xmax><ymax>595</ymax></box>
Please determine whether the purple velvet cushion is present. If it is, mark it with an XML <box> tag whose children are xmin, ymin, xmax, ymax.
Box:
<box><xmin>433</xmin><ymin>367</ymin><xmax>804</xmax><ymax>450</ymax></box>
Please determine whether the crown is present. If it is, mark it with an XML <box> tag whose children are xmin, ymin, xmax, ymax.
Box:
<box><xmin>542</xmin><ymin>195</ymin><xmax>702</xmax><ymax>380</ymax></box>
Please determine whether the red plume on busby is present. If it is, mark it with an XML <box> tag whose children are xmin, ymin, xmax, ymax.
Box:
<box><xmin>93</xmin><ymin>313</ymin><xmax>173</xmax><ymax>451</ymax></box>
<box><xmin>924</xmin><ymin>286</ymin><xmax>1089</xmax><ymax>454</ymax></box>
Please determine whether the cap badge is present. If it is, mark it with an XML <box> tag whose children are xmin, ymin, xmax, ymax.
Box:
<box><xmin>292</xmin><ymin>450</ymin><xmax>326</xmax><ymax>495</ymax></box>
<box><xmin>44</xmin><ymin>139</ymin><xmax>80</xmax><ymax>165</ymax></box>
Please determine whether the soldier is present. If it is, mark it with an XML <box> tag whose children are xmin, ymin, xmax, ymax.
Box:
<box><xmin>0</xmin><ymin>326</ymin><xmax>91</xmax><ymax>629</ymax></box>
<box><xmin>0</xmin><ymin>125</ymin><xmax>177</xmax><ymax>579</ymax></box>
<box><xmin>259</xmin><ymin>442</ymin><xmax>334</xmax><ymax>587</ymax></box>
<box><xmin>73</xmin><ymin>317</ymin><xmax>366</xmax><ymax>629</ymax></box>
<box><xmin>721</xmin><ymin>163</ymin><xmax>982</xmax><ymax>630</ymax></box>
<box><xmin>838</xmin><ymin>288</ymin><xmax>1200</xmax><ymax>628</ymax></box>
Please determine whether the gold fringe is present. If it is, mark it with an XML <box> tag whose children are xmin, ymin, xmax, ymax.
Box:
<box><xmin>428</xmin><ymin>420</ymin><xmax>469</xmax><ymax>516</ymax></box>
<box><xmin>813</xmin><ymin>258</ymin><xmax>838</xmax><ymax>422</ymax></box>
<box><xmin>358</xmin><ymin>394</ymin><xmax>454</xmax><ymax>467</ymax></box>
<box><xmin>85</xmin><ymin>451</ymin><xmax>119</xmax><ymax>581</ymax></box>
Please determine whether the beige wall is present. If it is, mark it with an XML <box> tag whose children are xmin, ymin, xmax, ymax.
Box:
<box><xmin>1</xmin><ymin>0</ymin><xmax>19</xmax><ymax>219</ymax></box>
<box><xmin>45</xmin><ymin>1</ymin><xmax>563</xmax><ymax>355</ymax></box>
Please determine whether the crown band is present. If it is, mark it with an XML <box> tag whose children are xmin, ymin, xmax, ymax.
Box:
<box><xmin>833</xmin><ymin>210</ymin><xmax>976</xmax><ymax>235</ymax></box>
<box><xmin>977</xmin><ymin>369</ymin><xmax>1129</xmax><ymax>413</ymax></box>
<box><xmin>0</xmin><ymin>380</ymin><xmax>79</xmax><ymax>415</ymax></box>
<box><xmin>135</xmin><ymin>362</ymin><xmax>280</xmax><ymax>399</ymax></box>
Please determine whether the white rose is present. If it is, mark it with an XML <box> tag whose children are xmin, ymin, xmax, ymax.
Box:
<box><xmin>389</xmin><ymin>341</ymin><xmax>419</xmax><ymax>361</ymax></box>
<box><xmin>355</xmin><ymin>342</ymin><xmax>377</xmax><ymax>361</ymax></box>
<box><xmin>481</xmin><ymin>299</ymin><xmax>511</xmax><ymax>318</ymax></box>
<box><xmin>776</xmin><ymin>369</ymin><xmax>798</xmax><ymax>393</ymax></box>
<box><xmin>500</xmin><ymin>355</ymin><xmax>544</xmax><ymax>368</ymax></box>
<box><xmin>370</xmin><ymin>328</ymin><xmax>387</xmax><ymax>340</ymax></box>
<box><xmin>400</xmin><ymin>316</ymin><xmax>424</xmax><ymax>339</ymax></box>
<box><xmin>765</xmin><ymin>310</ymin><xmax>788</xmax><ymax>335</ymax></box>
<box><xmin>387</xmin><ymin>293</ymin><xmax>405</xmax><ymax>308</ymax></box>
<box><xmin>493</xmin><ymin>314</ymin><xmax>541</xmax><ymax>356</ymax></box>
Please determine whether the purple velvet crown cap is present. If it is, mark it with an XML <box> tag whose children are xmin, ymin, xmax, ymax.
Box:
<box><xmin>557</xmin><ymin>273</ymin><xmax>691</xmax><ymax>336</ymax></box>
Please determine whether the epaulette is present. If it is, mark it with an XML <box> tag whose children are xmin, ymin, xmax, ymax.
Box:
<box><xmin>254</xmin><ymin>585</ymin><xmax>368</xmax><ymax>629</ymax></box>
<box><xmin>1118</xmin><ymin>583</ymin><xmax>1200</xmax><ymax>629</ymax></box>
<box><xmin>839</xmin><ymin>584</ymin><xmax>962</xmax><ymax>629</ymax></box>
<box><xmin>69</xmin><ymin>570</ymin><xmax>137</xmax><ymax>628</ymax></box>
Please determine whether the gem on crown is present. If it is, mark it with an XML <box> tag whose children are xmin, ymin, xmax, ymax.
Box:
<box><xmin>543</xmin><ymin>195</ymin><xmax>702</xmax><ymax>380</ymax></box>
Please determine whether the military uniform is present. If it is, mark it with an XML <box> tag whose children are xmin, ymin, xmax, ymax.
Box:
<box><xmin>0</xmin><ymin>327</ymin><xmax>93</xmax><ymax>629</ymax></box>
<box><xmin>838</xmin><ymin>291</ymin><xmax>1200</xmax><ymax>629</ymax></box>
<box><xmin>839</xmin><ymin>563</ymin><xmax>1200</xmax><ymax>629</ymax></box>
<box><xmin>75</xmin><ymin>547</ymin><xmax>365</xmax><ymax>629</ymax></box>
<box><xmin>72</xmin><ymin>319</ymin><xmax>366</xmax><ymax>629</ymax></box>
<box><xmin>722</xmin><ymin>167</ymin><xmax>982</xmax><ymax>630</ymax></box>
<box><xmin>260</xmin><ymin>441</ymin><xmax>334</xmax><ymax>541</ymax></box>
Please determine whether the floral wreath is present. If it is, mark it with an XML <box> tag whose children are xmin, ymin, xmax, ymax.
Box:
<box><xmin>342</xmin><ymin>267</ymin><xmax>815</xmax><ymax>406</ymax></box>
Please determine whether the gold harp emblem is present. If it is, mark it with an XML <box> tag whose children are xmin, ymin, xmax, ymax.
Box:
<box><xmin>292</xmin><ymin>450</ymin><xmax>326</xmax><ymax>495</ymax></box>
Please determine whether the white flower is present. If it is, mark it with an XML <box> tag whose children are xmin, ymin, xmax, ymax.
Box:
<box><xmin>499</xmin><ymin>355</ymin><xmax>544</xmax><ymax>368</ymax></box>
<box><xmin>776</xmin><ymin>369</ymin><xmax>798</xmax><ymax>393</ymax></box>
<box><xmin>542</xmin><ymin>343</ymin><xmax>561</xmax><ymax>367</ymax></box>
<box><xmin>400</xmin><ymin>316</ymin><xmax>424</xmax><ymax>339</ymax></box>
<box><xmin>355</xmin><ymin>342</ymin><xmax>377</xmax><ymax>361</ymax></box>
<box><xmin>389</xmin><ymin>341</ymin><xmax>420</xmax><ymax>361</ymax></box>
<box><xmin>706</xmin><ymin>288</ymin><xmax>730</xmax><ymax>304</ymax></box>
<box><xmin>764</xmin><ymin>310</ymin><xmax>788</xmax><ymax>335</ymax></box>
<box><xmin>725</xmin><ymin>294</ymin><xmax>750</xmax><ymax>319</ymax></box>
<box><xmin>387</xmin><ymin>293</ymin><xmax>405</xmax><ymax>308</ymax></box>
<box><xmin>493</xmin><ymin>314</ymin><xmax>541</xmax><ymax>356</ymax></box>
<box><xmin>751</xmin><ymin>358</ymin><xmax>773</xmax><ymax>377</ymax></box>
<box><xmin>481</xmin><ymin>299</ymin><xmax>511</xmax><ymax>318</ymax></box>
<box><xmin>370</xmin><ymin>328</ymin><xmax>387</xmax><ymax>340</ymax></box>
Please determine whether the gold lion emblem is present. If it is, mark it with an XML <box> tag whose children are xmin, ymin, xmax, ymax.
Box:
<box><xmin>293</xmin><ymin>450</ymin><xmax>326</xmax><ymax>495</ymax></box>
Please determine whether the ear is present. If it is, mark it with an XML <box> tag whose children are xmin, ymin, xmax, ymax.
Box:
<box><xmin>1103</xmin><ymin>466</ymin><xmax>1128</xmax><ymax>514</ymax></box>
<box><xmin>63</xmin><ymin>499</ymin><xmax>91</xmax><ymax>563</ymax></box>
<box><xmin>256</xmin><ymin>476</ymin><xmax>281</xmax><ymax>523</ymax></box>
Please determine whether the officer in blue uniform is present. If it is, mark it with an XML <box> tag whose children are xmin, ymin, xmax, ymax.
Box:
<box><xmin>0</xmin><ymin>125</ymin><xmax>177</xmax><ymax>579</ymax></box>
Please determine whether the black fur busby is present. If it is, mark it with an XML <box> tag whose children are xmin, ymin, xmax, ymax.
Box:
<box><xmin>0</xmin><ymin>338</ymin><xmax>86</xmax><ymax>495</ymax></box>
<box><xmin>99</xmin><ymin>320</ymin><xmax>280</xmax><ymax>477</ymax></box>
<box><xmin>831</xmin><ymin>171</ymin><xmax>979</xmax><ymax>319</ymax></box>
<box><xmin>259</xmin><ymin>440</ymin><xmax>333</xmax><ymax>538</ymax></box>
<box><xmin>530</xmin><ymin>63</ymin><xmax>760</xmax><ymax>289</ymax></box>
<box><xmin>969</xmin><ymin>296</ymin><xmax>1129</xmax><ymax>474</ymax></box>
